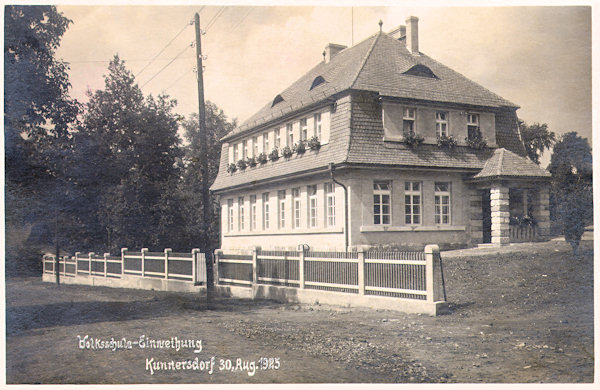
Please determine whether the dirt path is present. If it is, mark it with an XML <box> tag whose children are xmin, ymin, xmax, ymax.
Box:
<box><xmin>5</xmin><ymin>240</ymin><xmax>594</xmax><ymax>383</ymax></box>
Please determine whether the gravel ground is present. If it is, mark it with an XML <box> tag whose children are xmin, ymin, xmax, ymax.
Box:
<box><xmin>5</xmin><ymin>240</ymin><xmax>594</xmax><ymax>383</ymax></box>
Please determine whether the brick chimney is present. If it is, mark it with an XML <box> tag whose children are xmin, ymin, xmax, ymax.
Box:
<box><xmin>388</xmin><ymin>25</ymin><xmax>406</xmax><ymax>40</ymax></box>
<box><xmin>324</xmin><ymin>43</ymin><xmax>347</xmax><ymax>63</ymax></box>
<box><xmin>405</xmin><ymin>16</ymin><xmax>419</xmax><ymax>54</ymax></box>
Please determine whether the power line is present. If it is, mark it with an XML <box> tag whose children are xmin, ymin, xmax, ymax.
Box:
<box><xmin>140</xmin><ymin>43</ymin><xmax>192</xmax><ymax>88</ymax></box>
<box><xmin>228</xmin><ymin>7</ymin><xmax>253</xmax><ymax>35</ymax></box>
<box><xmin>163</xmin><ymin>68</ymin><xmax>193</xmax><ymax>92</ymax></box>
<box><xmin>135</xmin><ymin>21</ymin><xmax>191</xmax><ymax>77</ymax></box>
<box><xmin>204</xmin><ymin>6</ymin><xmax>227</xmax><ymax>32</ymax></box>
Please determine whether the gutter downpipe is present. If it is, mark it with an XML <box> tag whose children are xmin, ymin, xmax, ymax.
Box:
<box><xmin>329</xmin><ymin>163</ymin><xmax>349</xmax><ymax>251</ymax></box>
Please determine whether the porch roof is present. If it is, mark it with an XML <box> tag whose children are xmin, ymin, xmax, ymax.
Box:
<box><xmin>472</xmin><ymin>148</ymin><xmax>551</xmax><ymax>180</ymax></box>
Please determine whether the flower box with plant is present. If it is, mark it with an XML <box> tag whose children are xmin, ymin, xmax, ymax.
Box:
<box><xmin>268</xmin><ymin>148</ymin><xmax>279</xmax><ymax>161</ymax></box>
<box><xmin>465</xmin><ymin>134</ymin><xmax>488</xmax><ymax>150</ymax></box>
<box><xmin>257</xmin><ymin>152</ymin><xmax>268</xmax><ymax>165</ymax></box>
<box><xmin>246</xmin><ymin>156</ymin><xmax>257</xmax><ymax>168</ymax></box>
<box><xmin>403</xmin><ymin>131</ymin><xmax>424</xmax><ymax>148</ymax></box>
<box><xmin>227</xmin><ymin>163</ymin><xmax>237</xmax><ymax>174</ymax></box>
<box><xmin>308</xmin><ymin>135</ymin><xmax>321</xmax><ymax>150</ymax></box>
<box><xmin>281</xmin><ymin>145</ymin><xmax>293</xmax><ymax>158</ymax></box>
<box><xmin>294</xmin><ymin>140</ymin><xmax>306</xmax><ymax>154</ymax></box>
<box><xmin>236</xmin><ymin>159</ymin><xmax>247</xmax><ymax>170</ymax></box>
<box><xmin>437</xmin><ymin>134</ymin><xmax>457</xmax><ymax>150</ymax></box>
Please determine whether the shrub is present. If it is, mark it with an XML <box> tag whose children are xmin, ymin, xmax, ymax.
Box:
<box><xmin>257</xmin><ymin>152</ymin><xmax>268</xmax><ymax>164</ymax></box>
<box><xmin>227</xmin><ymin>163</ymin><xmax>237</xmax><ymax>173</ymax></box>
<box><xmin>437</xmin><ymin>134</ymin><xmax>457</xmax><ymax>150</ymax></box>
<box><xmin>308</xmin><ymin>136</ymin><xmax>321</xmax><ymax>150</ymax></box>
<box><xmin>404</xmin><ymin>131</ymin><xmax>424</xmax><ymax>148</ymax></box>
<box><xmin>268</xmin><ymin>148</ymin><xmax>279</xmax><ymax>161</ymax></box>
<box><xmin>246</xmin><ymin>156</ymin><xmax>257</xmax><ymax>167</ymax></box>
<box><xmin>282</xmin><ymin>145</ymin><xmax>293</xmax><ymax>158</ymax></box>
<box><xmin>236</xmin><ymin>159</ymin><xmax>247</xmax><ymax>170</ymax></box>
<box><xmin>465</xmin><ymin>134</ymin><xmax>488</xmax><ymax>150</ymax></box>
<box><xmin>294</xmin><ymin>140</ymin><xmax>306</xmax><ymax>154</ymax></box>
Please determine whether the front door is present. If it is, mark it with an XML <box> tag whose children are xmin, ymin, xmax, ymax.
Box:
<box><xmin>482</xmin><ymin>189</ymin><xmax>491</xmax><ymax>243</ymax></box>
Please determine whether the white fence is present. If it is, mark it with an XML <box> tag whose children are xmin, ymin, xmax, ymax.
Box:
<box><xmin>43</xmin><ymin>248</ymin><xmax>207</xmax><ymax>285</ymax></box>
<box><xmin>215</xmin><ymin>245</ymin><xmax>446</xmax><ymax>303</ymax></box>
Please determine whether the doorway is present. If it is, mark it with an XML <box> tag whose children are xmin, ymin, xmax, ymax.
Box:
<box><xmin>481</xmin><ymin>189</ymin><xmax>491</xmax><ymax>244</ymax></box>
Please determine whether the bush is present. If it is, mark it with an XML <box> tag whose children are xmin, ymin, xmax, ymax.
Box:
<box><xmin>294</xmin><ymin>140</ymin><xmax>306</xmax><ymax>154</ymax></box>
<box><xmin>236</xmin><ymin>159</ymin><xmax>247</xmax><ymax>170</ymax></box>
<box><xmin>404</xmin><ymin>131</ymin><xmax>424</xmax><ymax>148</ymax></box>
<box><xmin>268</xmin><ymin>148</ymin><xmax>279</xmax><ymax>161</ymax></box>
<box><xmin>227</xmin><ymin>163</ymin><xmax>237</xmax><ymax>173</ymax></box>
<box><xmin>465</xmin><ymin>134</ymin><xmax>488</xmax><ymax>150</ymax></box>
<box><xmin>257</xmin><ymin>152</ymin><xmax>268</xmax><ymax>164</ymax></box>
<box><xmin>437</xmin><ymin>135</ymin><xmax>457</xmax><ymax>149</ymax></box>
<box><xmin>281</xmin><ymin>145</ymin><xmax>293</xmax><ymax>158</ymax></box>
<box><xmin>246</xmin><ymin>156</ymin><xmax>257</xmax><ymax>167</ymax></box>
<box><xmin>308</xmin><ymin>136</ymin><xmax>321</xmax><ymax>150</ymax></box>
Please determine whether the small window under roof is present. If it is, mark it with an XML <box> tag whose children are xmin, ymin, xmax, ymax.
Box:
<box><xmin>310</xmin><ymin>75</ymin><xmax>326</xmax><ymax>90</ymax></box>
<box><xmin>403</xmin><ymin>64</ymin><xmax>438</xmax><ymax>79</ymax></box>
<box><xmin>272</xmin><ymin>94</ymin><xmax>284</xmax><ymax>107</ymax></box>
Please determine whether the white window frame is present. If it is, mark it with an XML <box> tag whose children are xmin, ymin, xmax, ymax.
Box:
<box><xmin>252</xmin><ymin>136</ymin><xmax>258</xmax><ymax>157</ymax></box>
<box><xmin>434</xmin><ymin>182</ymin><xmax>451</xmax><ymax>225</ymax></box>
<box><xmin>262</xmin><ymin>192</ymin><xmax>270</xmax><ymax>230</ymax></box>
<box><xmin>275</xmin><ymin>128</ymin><xmax>281</xmax><ymax>148</ymax></box>
<box><xmin>227</xmin><ymin>198</ymin><xmax>234</xmax><ymax>232</ymax></box>
<box><xmin>403</xmin><ymin>108</ymin><xmax>416</xmax><ymax>136</ymax></box>
<box><xmin>373</xmin><ymin>181</ymin><xmax>392</xmax><ymax>225</ymax></box>
<box><xmin>292</xmin><ymin>187</ymin><xmax>301</xmax><ymax>229</ymax></box>
<box><xmin>238</xmin><ymin>196</ymin><xmax>245</xmax><ymax>231</ymax></box>
<box><xmin>308</xmin><ymin>185</ymin><xmax>318</xmax><ymax>228</ymax></box>
<box><xmin>467</xmin><ymin>113</ymin><xmax>480</xmax><ymax>140</ymax></box>
<box><xmin>263</xmin><ymin>131</ymin><xmax>269</xmax><ymax>153</ymax></box>
<box><xmin>300</xmin><ymin>118</ymin><xmax>308</xmax><ymax>141</ymax></box>
<box><xmin>314</xmin><ymin>113</ymin><xmax>322</xmax><ymax>139</ymax></box>
<box><xmin>404</xmin><ymin>181</ymin><xmax>421</xmax><ymax>225</ymax></box>
<box><xmin>278</xmin><ymin>190</ymin><xmax>286</xmax><ymax>229</ymax></box>
<box><xmin>325</xmin><ymin>182</ymin><xmax>336</xmax><ymax>227</ymax></box>
<box><xmin>242</xmin><ymin>140</ymin><xmax>248</xmax><ymax>159</ymax></box>
<box><xmin>232</xmin><ymin>143</ymin><xmax>238</xmax><ymax>162</ymax></box>
<box><xmin>250</xmin><ymin>195</ymin><xmax>257</xmax><ymax>230</ymax></box>
<box><xmin>436</xmin><ymin>111</ymin><xmax>449</xmax><ymax>138</ymax></box>
<box><xmin>286</xmin><ymin>123</ymin><xmax>293</xmax><ymax>147</ymax></box>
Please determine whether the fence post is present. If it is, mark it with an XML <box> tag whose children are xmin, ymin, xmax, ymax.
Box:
<box><xmin>191</xmin><ymin>248</ymin><xmax>199</xmax><ymax>284</ymax></box>
<box><xmin>104</xmin><ymin>253</ymin><xmax>109</xmax><ymax>278</ymax></box>
<box><xmin>164</xmin><ymin>248</ymin><xmax>172</xmax><ymax>280</ymax></box>
<box><xmin>88</xmin><ymin>252</ymin><xmax>94</xmax><ymax>276</ymax></box>
<box><xmin>298</xmin><ymin>248</ymin><xmax>305</xmax><ymax>289</ymax></box>
<box><xmin>425</xmin><ymin>244</ymin><xmax>441</xmax><ymax>302</ymax></box>
<box><xmin>141</xmin><ymin>248</ymin><xmax>148</xmax><ymax>277</ymax></box>
<box><xmin>74</xmin><ymin>252</ymin><xmax>80</xmax><ymax>275</ymax></box>
<box><xmin>121</xmin><ymin>248</ymin><xmax>127</xmax><ymax>276</ymax></box>
<box><xmin>252</xmin><ymin>247</ymin><xmax>259</xmax><ymax>285</ymax></box>
<box><xmin>214</xmin><ymin>249</ymin><xmax>222</xmax><ymax>286</ymax></box>
<box><xmin>357</xmin><ymin>246</ymin><xmax>366</xmax><ymax>295</ymax></box>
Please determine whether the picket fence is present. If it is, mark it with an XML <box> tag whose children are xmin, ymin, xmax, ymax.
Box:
<box><xmin>43</xmin><ymin>248</ymin><xmax>207</xmax><ymax>285</ymax></box>
<box><xmin>214</xmin><ymin>245</ymin><xmax>446</xmax><ymax>303</ymax></box>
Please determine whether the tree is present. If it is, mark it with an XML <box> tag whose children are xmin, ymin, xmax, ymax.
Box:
<box><xmin>4</xmin><ymin>6</ymin><xmax>80</xmax><ymax>275</ymax></box>
<box><xmin>548</xmin><ymin>132</ymin><xmax>592</xmax><ymax>254</ymax></box>
<box><xmin>519</xmin><ymin>120</ymin><xmax>556</xmax><ymax>164</ymax></box>
<box><xmin>178</xmin><ymin>104</ymin><xmax>236</xmax><ymax>250</ymax></box>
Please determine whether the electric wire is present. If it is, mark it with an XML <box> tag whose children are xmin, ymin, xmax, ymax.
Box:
<box><xmin>135</xmin><ymin>22</ymin><xmax>191</xmax><ymax>77</ymax></box>
<box><xmin>140</xmin><ymin>43</ymin><xmax>192</xmax><ymax>88</ymax></box>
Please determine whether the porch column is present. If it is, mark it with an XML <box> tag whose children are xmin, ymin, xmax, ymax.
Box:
<box><xmin>531</xmin><ymin>185</ymin><xmax>551</xmax><ymax>240</ymax></box>
<box><xmin>490</xmin><ymin>186</ymin><xmax>510</xmax><ymax>245</ymax></box>
<box><xmin>468</xmin><ymin>186</ymin><xmax>483</xmax><ymax>245</ymax></box>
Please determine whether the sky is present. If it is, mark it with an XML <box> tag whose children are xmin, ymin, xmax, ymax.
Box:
<box><xmin>54</xmin><ymin>4</ymin><xmax>592</xmax><ymax>167</ymax></box>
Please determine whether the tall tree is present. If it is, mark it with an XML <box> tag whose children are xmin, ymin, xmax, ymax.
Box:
<box><xmin>519</xmin><ymin>120</ymin><xmax>556</xmax><ymax>164</ymax></box>
<box><xmin>548</xmin><ymin>132</ymin><xmax>592</xmax><ymax>254</ymax></box>
<box><xmin>4</xmin><ymin>6</ymin><xmax>80</xmax><ymax>275</ymax></box>
<box><xmin>179</xmin><ymin>104</ymin><xmax>236</xmax><ymax>250</ymax></box>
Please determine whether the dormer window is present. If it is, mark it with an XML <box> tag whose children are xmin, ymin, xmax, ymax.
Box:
<box><xmin>310</xmin><ymin>76</ymin><xmax>325</xmax><ymax>90</ymax></box>
<box><xmin>403</xmin><ymin>64</ymin><xmax>438</xmax><ymax>79</ymax></box>
<box><xmin>403</xmin><ymin>108</ymin><xmax>416</xmax><ymax>136</ymax></box>
<box><xmin>272</xmin><ymin>94</ymin><xmax>284</xmax><ymax>107</ymax></box>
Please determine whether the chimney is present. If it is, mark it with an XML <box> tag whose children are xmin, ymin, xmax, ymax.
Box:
<box><xmin>324</xmin><ymin>43</ymin><xmax>347</xmax><ymax>63</ymax></box>
<box><xmin>388</xmin><ymin>25</ymin><xmax>406</xmax><ymax>40</ymax></box>
<box><xmin>405</xmin><ymin>16</ymin><xmax>419</xmax><ymax>54</ymax></box>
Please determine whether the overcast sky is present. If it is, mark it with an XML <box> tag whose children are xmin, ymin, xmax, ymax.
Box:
<box><xmin>54</xmin><ymin>4</ymin><xmax>592</xmax><ymax>167</ymax></box>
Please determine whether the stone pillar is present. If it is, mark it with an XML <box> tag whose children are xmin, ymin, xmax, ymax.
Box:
<box><xmin>490</xmin><ymin>186</ymin><xmax>510</xmax><ymax>245</ymax></box>
<box><xmin>468</xmin><ymin>186</ymin><xmax>483</xmax><ymax>246</ymax></box>
<box><xmin>531</xmin><ymin>186</ymin><xmax>551</xmax><ymax>240</ymax></box>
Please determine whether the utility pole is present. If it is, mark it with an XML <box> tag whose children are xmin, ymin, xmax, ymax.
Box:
<box><xmin>194</xmin><ymin>12</ymin><xmax>214</xmax><ymax>301</ymax></box>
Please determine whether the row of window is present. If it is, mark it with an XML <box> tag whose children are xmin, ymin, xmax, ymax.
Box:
<box><xmin>373</xmin><ymin>181</ymin><xmax>451</xmax><ymax>225</ymax></box>
<box><xmin>229</xmin><ymin>110</ymin><xmax>330</xmax><ymax>164</ymax></box>
<box><xmin>401</xmin><ymin>108</ymin><xmax>480</xmax><ymax>139</ymax></box>
<box><xmin>226</xmin><ymin>183</ymin><xmax>336</xmax><ymax>233</ymax></box>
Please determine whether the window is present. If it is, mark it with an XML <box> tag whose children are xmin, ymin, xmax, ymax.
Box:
<box><xmin>262</xmin><ymin>193</ymin><xmax>270</xmax><ymax>229</ymax></box>
<box><xmin>308</xmin><ymin>185</ymin><xmax>318</xmax><ymax>228</ymax></box>
<box><xmin>403</xmin><ymin>108</ymin><xmax>416</xmax><ymax>136</ymax></box>
<box><xmin>373</xmin><ymin>181</ymin><xmax>391</xmax><ymax>225</ymax></box>
<box><xmin>242</xmin><ymin>140</ymin><xmax>248</xmax><ymax>159</ymax></box>
<box><xmin>467</xmin><ymin>113</ymin><xmax>480</xmax><ymax>140</ymax></box>
<box><xmin>436</xmin><ymin>111</ymin><xmax>449</xmax><ymax>138</ymax></box>
<box><xmin>278</xmin><ymin>190</ymin><xmax>286</xmax><ymax>229</ymax></box>
<box><xmin>435</xmin><ymin>182</ymin><xmax>451</xmax><ymax>225</ymax></box>
<box><xmin>252</xmin><ymin>136</ymin><xmax>258</xmax><ymax>157</ymax></box>
<box><xmin>405</xmin><ymin>181</ymin><xmax>421</xmax><ymax>225</ymax></box>
<box><xmin>238</xmin><ymin>197</ymin><xmax>245</xmax><ymax>231</ymax></box>
<box><xmin>275</xmin><ymin>128</ymin><xmax>281</xmax><ymax>148</ymax></box>
<box><xmin>325</xmin><ymin>183</ymin><xmax>336</xmax><ymax>227</ymax></box>
<box><xmin>250</xmin><ymin>195</ymin><xmax>257</xmax><ymax>230</ymax></box>
<box><xmin>286</xmin><ymin>123</ymin><xmax>293</xmax><ymax>147</ymax></box>
<box><xmin>310</xmin><ymin>75</ymin><xmax>325</xmax><ymax>90</ymax></box>
<box><xmin>227</xmin><ymin>199</ymin><xmax>234</xmax><ymax>232</ymax></box>
<box><xmin>402</xmin><ymin>64</ymin><xmax>438</xmax><ymax>79</ymax></box>
<box><xmin>232</xmin><ymin>143</ymin><xmax>238</xmax><ymax>162</ymax></box>
<box><xmin>314</xmin><ymin>113</ymin><xmax>322</xmax><ymax>139</ymax></box>
<box><xmin>272</xmin><ymin>94</ymin><xmax>284</xmax><ymax>107</ymax></box>
<box><xmin>263</xmin><ymin>132</ymin><xmax>269</xmax><ymax>152</ymax></box>
<box><xmin>300</xmin><ymin>118</ymin><xmax>308</xmax><ymax>141</ymax></box>
<box><xmin>293</xmin><ymin>188</ymin><xmax>301</xmax><ymax>229</ymax></box>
